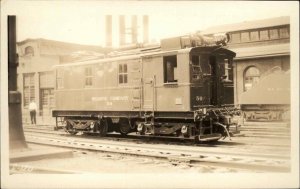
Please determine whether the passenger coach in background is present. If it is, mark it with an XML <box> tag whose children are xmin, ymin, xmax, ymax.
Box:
<box><xmin>52</xmin><ymin>33</ymin><xmax>243</xmax><ymax>142</ymax></box>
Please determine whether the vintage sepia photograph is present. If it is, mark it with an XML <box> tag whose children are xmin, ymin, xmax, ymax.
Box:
<box><xmin>1</xmin><ymin>0</ymin><xmax>299</xmax><ymax>188</ymax></box>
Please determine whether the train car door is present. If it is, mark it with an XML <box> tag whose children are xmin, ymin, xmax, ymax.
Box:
<box><xmin>130</xmin><ymin>59</ymin><xmax>143</xmax><ymax>111</ymax></box>
<box><xmin>221</xmin><ymin>58</ymin><xmax>234</xmax><ymax>105</ymax></box>
<box><xmin>142</xmin><ymin>76</ymin><xmax>155</xmax><ymax>111</ymax></box>
<box><xmin>209</xmin><ymin>56</ymin><xmax>220</xmax><ymax>106</ymax></box>
<box><xmin>209</xmin><ymin>54</ymin><xmax>234</xmax><ymax>106</ymax></box>
<box><xmin>190</xmin><ymin>53</ymin><xmax>213</xmax><ymax>109</ymax></box>
<box><xmin>141</xmin><ymin>56</ymin><xmax>157</xmax><ymax>111</ymax></box>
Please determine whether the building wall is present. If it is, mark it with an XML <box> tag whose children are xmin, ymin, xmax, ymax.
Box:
<box><xmin>17</xmin><ymin>39</ymin><xmax>106</xmax><ymax>125</ymax></box>
<box><xmin>17</xmin><ymin>44</ymin><xmax>59</xmax><ymax>125</ymax></box>
<box><xmin>222</xmin><ymin>23</ymin><xmax>290</xmax><ymax>110</ymax></box>
<box><xmin>234</xmin><ymin>56</ymin><xmax>290</xmax><ymax>105</ymax></box>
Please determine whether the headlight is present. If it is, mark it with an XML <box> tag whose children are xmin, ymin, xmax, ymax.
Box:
<box><xmin>181</xmin><ymin>125</ymin><xmax>188</xmax><ymax>134</ymax></box>
<box><xmin>223</xmin><ymin>116</ymin><xmax>231</xmax><ymax>125</ymax></box>
<box><xmin>90</xmin><ymin>122</ymin><xmax>94</xmax><ymax>129</ymax></box>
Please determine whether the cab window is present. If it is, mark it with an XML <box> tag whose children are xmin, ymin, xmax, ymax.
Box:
<box><xmin>163</xmin><ymin>55</ymin><xmax>177</xmax><ymax>83</ymax></box>
<box><xmin>224</xmin><ymin>59</ymin><xmax>233</xmax><ymax>81</ymax></box>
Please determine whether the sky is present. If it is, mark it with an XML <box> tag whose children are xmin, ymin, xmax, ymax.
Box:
<box><xmin>1</xmin><ymin>1</ymin><xmax>298</xmax><ymax>47</ymax></box>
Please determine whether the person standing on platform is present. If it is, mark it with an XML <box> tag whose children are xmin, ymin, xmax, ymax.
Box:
<box><xmin>29</xmin><ymin>100</ymin><xmax>37</xmax><ymax>125</ymax></box>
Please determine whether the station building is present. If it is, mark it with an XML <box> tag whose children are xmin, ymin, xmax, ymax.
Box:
<box><xmin>201</xmin><ymin>16</ymin><xmax>290</xmax><ymax>120</ymax></box>
<box><xmin>17</xmin><ymin>39</ymin><xmax>106</xmax><ymax>124</ymax></box>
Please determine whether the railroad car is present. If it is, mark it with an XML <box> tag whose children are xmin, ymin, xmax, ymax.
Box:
<box><xmin>240</xmin><ymin>69</ymin><xmax>290</xmax><ymax>121</ymax></box>
<box><xmin>52</xmin><ymin>34</ymin><xmax>243</xmax><ymax>142</ymax></box>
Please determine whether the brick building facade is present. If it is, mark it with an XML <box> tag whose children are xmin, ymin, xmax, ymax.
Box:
<box><xmin>17</xmin><ymin>39</ymin><xmax>106</xmax><ymax>124</ymax></box>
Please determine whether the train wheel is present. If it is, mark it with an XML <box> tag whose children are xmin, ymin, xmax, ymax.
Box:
<box><xmin>97</xmin><ymin>119</ymin><xmax>108</xmax><ymax>137</ymax></box>
<box><xmin>194</xmin><ymin>136</ymin><xmax>200</xmax><ymax>144</ymax></box>
<box><xmin>65</xmin><ymin>120</ymin><xmax>78</xmax><ymax>135</ymax></box>
<box><xmin>137</xmin><ymin>123</ymin><xmax>146</xmax><ymax>135</ymax></box>
<box><xmin>119</xmin><ymin>118</ymin><xmax>132</xmax><ymax>136</ymax></box>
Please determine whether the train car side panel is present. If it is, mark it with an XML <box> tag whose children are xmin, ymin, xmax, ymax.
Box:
<box><xmin>55</xmin><ymin>58</ymin><xmax>143</xmax><ymax>111</ymax></box>
<box><xmin>142</xmin><ymin>52</ymin><xmax>191</xmax><ymax>112</ymax></box>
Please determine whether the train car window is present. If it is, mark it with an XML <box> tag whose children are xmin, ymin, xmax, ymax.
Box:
<box><xmin>200</xmin><ymin>55</ymin><xmax>211</xmax><ymax>76</ymax></box>
<box><xmin>23</xmin><ymin>73</ymin><xmax>35</xmax><ymax>106</ymax></box>
<box><xmin>250</xmin><ymin>31</ymin><xmax>259</xmax><ymax>41</ymax></box>
<box><xmin>119</xmin><ymin>64</ymin><xmax>128</xmax><ymax>84</ymax></box>
<box><xmin>191</xmin><ymin>55</ymin><xmax>201</xmax><ymax>80</ymax></box>
<box><xmin>244</xmin><ymin>66</ymin><xmax>260</xmax><ymax>91</ymax></box>
<box><xmin>85</xmin><ymin>67</ymin><xmax>93</xmax><ymax>87</ymax></box>
<box><xmin>163</xmin><ymin>55</ymin><xmax>177</xmax><ymax>83</ymax></box>
<box><xmin>224</xmin><ymin>59</ymin><xmax>233</xmax><ymax>81</ymax></box>
<box><xmin>259</xmin><ymin>30</ymin><xmax>269</xmax><ymax>40</ymax></box>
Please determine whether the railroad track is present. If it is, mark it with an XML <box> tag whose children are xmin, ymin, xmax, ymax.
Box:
<box><xmin>23</xmin><ymin>126</ymin><xmax>291</xmax><ymax>152</ymax></box>
<box><xmin>24</xmin><ymin>130</ymin><xmax>290</xmax><ymax>172</ymax></box>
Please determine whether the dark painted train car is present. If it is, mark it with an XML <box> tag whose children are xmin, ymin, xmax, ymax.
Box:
<box><xmin>52</xmin><ymin>36</ymin><xmax>243</xmax><ymax>142</ymax></box>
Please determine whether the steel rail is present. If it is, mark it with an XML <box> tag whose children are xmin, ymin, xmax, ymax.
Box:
<box><xmin>23</xmin><ymin>127</ymin><xmax>291</xmax><ymax>150</ymax></box>
<box><xmin>24</xmin><ymin>132</ymin><xmax>290</xmax><ymax>172</ymax></box>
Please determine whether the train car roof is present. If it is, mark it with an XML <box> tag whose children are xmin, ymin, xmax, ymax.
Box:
<box><xmin>53</xmin><ymin>46</ymin><xmax>235</xmax><ymax>68</ymax></box>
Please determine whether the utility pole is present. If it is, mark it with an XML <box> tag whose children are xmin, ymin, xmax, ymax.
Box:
<box><xmin>8</xmin><ymin>15</ymin><xmax>27</xmax><ymax>149</ymax></box>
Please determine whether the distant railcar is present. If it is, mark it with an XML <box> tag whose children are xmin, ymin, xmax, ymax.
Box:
<box><xmin>240</xmin><ymin>69</ymin><xmax>290</xmax><ymax>121</ymax></box>
<box><xmin>52</xmin><ymin>35</ymin><xmax>243</xmax><ymax>142</ymax></box>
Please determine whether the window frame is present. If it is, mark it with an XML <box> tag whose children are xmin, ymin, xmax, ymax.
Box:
<box><xmin>118</xmin><ymin>63</ymin><xmax>128</xmax><ymax>85</ymax></box>
<box><xmin>23</xmin><ymin>73</ymin><xmax>35</xmax><ymax>107</ymax></box>
<box><xmin>243</xmin><ymin>66</ymin><xmax>260</xmax><ymax>92</ymax></box>
<box><xmin>250</xmin><ymin>31</ymin><xmax>259</xmax><ymax>41</ymax></box>
<box><xmin>241</xmin><ymin>32</ymin><xmax>250</xmax><ymax>42</ymax></box>
<box><xmin>191</xmin><ymin>55</ymin><xmax>202</xmax><ymax>81</ymax></box>
<box><xmin>40</xmin><ymin>88</ymin><xmax>55</xmax><ymax>116</ymax></box>
<box><xmin>224</xmin><ymin>58</ymin><xmax>233</xmax><ymax>82</ymax></box>
<box><xmin>24</xmin><ymin>46</ymin><xmax>34</xmax><ymax>56</ymax></box>
<box><xmin>269</xmin><ymin>28</ymin><xmax>279</xmax><ymax>39</ymax></box>
<box><xmin>259</xmin><ymin>29</ymin><xmax>269</xmax><ymax>41</ymax></box>
<box><xmin>163</xmin><ymin>55</ymin><xmax>178</xmax><ymax>83</ymax></box>
<box><xmin>279</xmin><ymin>27</ymin><xmax>289</xmax><ymax>38</ymax></box>
<box><xmin>84</xmin><ymin>66</ymin><xmax>94</xmax><ymax>87</ymax></box>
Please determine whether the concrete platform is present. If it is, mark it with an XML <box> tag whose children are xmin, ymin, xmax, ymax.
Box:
<box><xmin>10</xmin><ymin>144</ymin><xmax>73</xmax><ymax>163</ymax></box>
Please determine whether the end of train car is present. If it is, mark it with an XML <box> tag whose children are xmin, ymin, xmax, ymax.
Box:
<box><xmin>52</xmin><ymin>34</ymin><xmax>243</xmax><ymax>142</ymax></box>
<box><xmin>240</xmin><ymin>69</ymin><xmax>290</xmax><ymax>121</ymax></box>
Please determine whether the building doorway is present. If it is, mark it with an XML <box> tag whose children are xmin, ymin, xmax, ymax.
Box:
<box><xmin>40</xmin><ymin>88</ymin><xmax>55</xmax><ymax>117</ymax></box>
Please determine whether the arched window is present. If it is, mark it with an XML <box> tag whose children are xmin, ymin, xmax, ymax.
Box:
<box><xmin>244</xmin><ymin>66</ymin><xmax>260</xmax><ymax>91</ymax></box>
<box><xmin>25</xmin><ymin>46</ymin><xmax>34</xmax><ymax>56</ymax></box>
